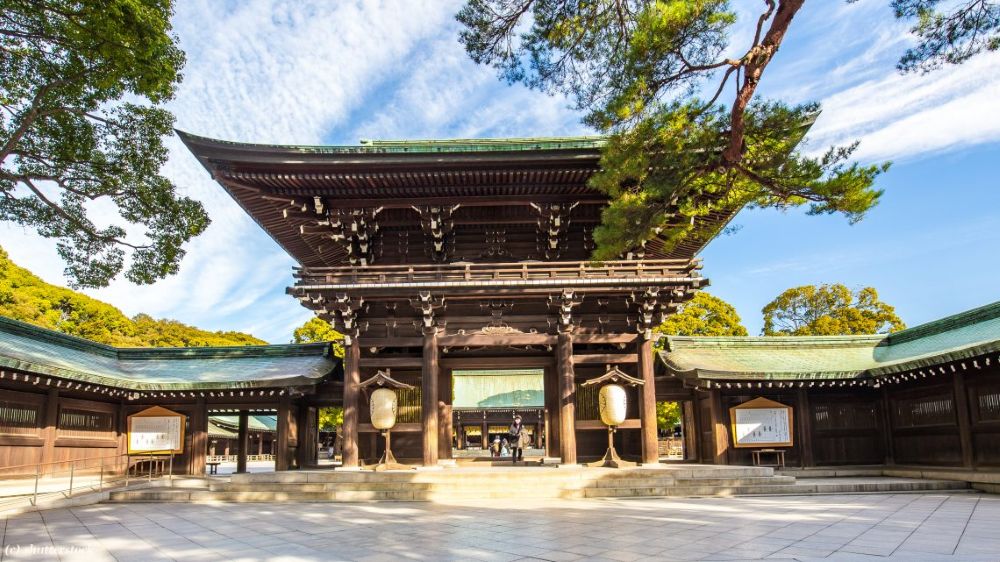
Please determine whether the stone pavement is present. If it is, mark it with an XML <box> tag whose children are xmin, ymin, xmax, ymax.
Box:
<box><xmin>1</xmin><ymin>493</ymin><xmax>998</xmax><ymax>561</ymax></box>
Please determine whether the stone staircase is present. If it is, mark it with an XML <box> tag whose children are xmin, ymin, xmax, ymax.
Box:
<box><xmin>106</xmin><ymin>464</ymin><xmax>972</xmax><ymax>503</ymax></box>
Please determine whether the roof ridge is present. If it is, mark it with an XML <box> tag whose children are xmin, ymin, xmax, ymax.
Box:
<box><xmin>0</xmin><ymin>315</ymin><xmax>118</xmax><ymax>357</ymax></box>
<box><xmin>884</xmin><ymin>300</ymin><xmax>1000</xmax><ymax>346</ymax></box>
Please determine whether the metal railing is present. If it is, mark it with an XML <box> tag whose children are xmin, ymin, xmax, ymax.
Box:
<box><xmin>206</xmin><ymin>454</ymin><xmax>274</xmax><ymax>462</ymax></box>
<box><xmin>0</xmin><ymin>453</ymin><xmax>177</xmax><ymax>507</ymax></box>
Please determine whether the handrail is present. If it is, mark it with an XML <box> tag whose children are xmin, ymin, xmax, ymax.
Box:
<box><xmin>0</xmin><ymin>452</ymin><xmax>178</xmax><ymax>507</ymax></box>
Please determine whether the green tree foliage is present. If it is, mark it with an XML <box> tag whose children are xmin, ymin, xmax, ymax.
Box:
<box><xmin>657</xmin><ymin>401</ymin><xmax>681</xmax><ymax>431</ymax></box>
<box><xmin>292</xmin><ymin>317</ymin><xmax>345</xmax><ymax>357</ymax></box>
<box><xmin>318</xmin><ymin>407</ymin><xmax>344</xmax><ymax>432</ymax></box>
<box><xmin>891</xmin><ymin>1</ymin><xmax>1000</xmax><ymax>72</ymax></box>
<box><xmin>0</xmin><ymin>246</ymin><xmax>265</xmax><ymax>346</ymax></box>
<box><xmin>762</xmin><ymin>284</ymin><xmax>906</xmax><ymax>336</ymax></box>
<box><xmin>0</xmin><ymin>0</ymin><xmax>209</xmax><ymax>288</ymax></box>
<box><xmin>656</xmin><ymin>291</ymin><xmax>748</xmax><ymax>337</ymax></box>
<box><xmin>458</xmin><ymin>0</ymin><xmax>889</xmax><ymax>259</ymax></box>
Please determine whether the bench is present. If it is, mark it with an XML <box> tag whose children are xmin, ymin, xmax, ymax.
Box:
<box><xmin>206</xmin><ymin>462</ymin><xmax>221</xmax><ymax>475</ymax></box>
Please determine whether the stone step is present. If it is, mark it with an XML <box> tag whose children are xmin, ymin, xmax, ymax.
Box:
<box><xmin>673</xmin><ymin>476</ymin><xmax>797</xmax><ymax>486</ymax></box>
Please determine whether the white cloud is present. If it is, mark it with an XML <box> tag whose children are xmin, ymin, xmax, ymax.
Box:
<box><xmin>3</xmin><ymin>0</ymin><xmax>999</xmax><ymax>343</ymax></box>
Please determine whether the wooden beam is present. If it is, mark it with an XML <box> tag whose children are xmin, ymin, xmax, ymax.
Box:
<box><xmin>358</xmin><ymin>337</ymin><xmax>423</xmax><ymax>348</ymax></box>
<box><xmin>796</xmin><ymin>389</ymin><xmax>814</xmax><ymax>468</ymax></box>
<box><xmin>638</xmin><ymin>336</ymin><xmax>659</xmax><ymax>465</ymax></box>
<box><xmin>438</xmin><ymin>333</ymin><xmax>557</xmax><ymax>347</ymax></box>
<box><xmin>571</xmin><ymin>333</ymin><xmax>639</xmax><ymax>344</ymax></box>
<box><xmin>708</xmin><ymin>389</ymin><xmax>729</xmax><ymax>465</ymax></box>
<box><xmin>359</xmin><ymin>357</ymin><xmax>423</xmax><ymax>368</ymax></box>
<box><xmin>572</xmin><ymin>353</ymin><xmax>638</xmax><ymax>365</ymax></box>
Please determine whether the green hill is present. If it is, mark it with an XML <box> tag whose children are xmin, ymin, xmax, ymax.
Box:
<box><xmin>0</xmin><ymin>247</ymin><xmax>266</xmax><ymax>347</ymax></box>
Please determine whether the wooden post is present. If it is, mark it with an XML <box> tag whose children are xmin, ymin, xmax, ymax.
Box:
<box><xmin>557</xmin><ymin>331</ymin><xmax>577</xmax><ymax>465</ymax></box>
<box><xmin>236</xmin><ymin>411</ymin><xmax>249</xmax><ymax>474</ymax></box>
<box><xmin>953</xmin><ymin>371</ymin><xmax>975</xmax><ymax>468</ymax></box>
<box><xmin>438</xmin><ymin>367</ymin><xmax>453</xmax><ymax>460</ymax></box>
<box><xmin>276</xmin><ymin>394</ymin><xmax>293</xmax><ymax>470</ymax></box>
<box><xmin>638</xmin><ymin>335</ymin><xmax>658</xmax><ymax>464</ymax></box>
<box><xmin>422</xmin><ymin>328</ymin><xmax>440</xmax><ymax>466</ymax></box>
<box><xmin>482</xmin><ymin>421</ymin><xmax>489</xmax><ymax>451</ymax></box>
<box><xmin>189</xmin><ymin>398</ymin><xmax>208</xmax><ymax>475</ymax></box>
<box><xmin>880</xmin><ymin>385</ymin><xmax>895</xmax><ymax>465</ymax></box>
<box><xmin>708</xmin><ymin>389</ymin><xmax>729</xmax><ymax>465</ymax></box>
<box><xmin>296</xmin><ymin>405</ymin><xmax>317</xmax><ymax>468</ymax></box>
<box><xmin>41</xmin><ymin>388</ymin><xmax>59</xmax><ymax>474</ymax></box>
<box><xmin>682</xmin><ymin>400</ymin><xmax>698</xmax><ymax>460</ymax></box>
<box><xmin>796</xmin><ymin>388</ymin><xmax>814</xmax><ymax>468</ymax></box>
<box><xmin>544</xmin><ymin>366</ymin><xmax>560</xmax><ymax>457</ymax></box>
<box><xmin>342</xmin><ymin>342</ymin><xmax>361</xmax><ymax>468</ymax></box>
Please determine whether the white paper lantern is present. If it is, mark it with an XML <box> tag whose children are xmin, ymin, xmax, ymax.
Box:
<box><xmin>598</xmin><ymin>384</ymin><xmax>628</xmax><ymax>426</ymax></box>
<box><xmin>370</xmin><ymin>388</ymin><xmax>398</xmax><ymax>430</ymax></box>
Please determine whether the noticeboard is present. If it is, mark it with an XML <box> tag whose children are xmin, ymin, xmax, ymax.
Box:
<box><xmin>729</xmin><ymin>397</ymin><xmax>793</xmax><ymax>448</ymax></box>
<box><xmin>128</xmin><ymin>406</ymin><xmax>185</xmax><ymax>454</ymax></box>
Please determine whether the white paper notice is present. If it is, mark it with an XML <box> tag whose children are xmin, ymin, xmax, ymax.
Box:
<box><xmin>130</xmin><ymin>416</ymin><xmax>182</xmax><ymax>452</ymax></box>
<box><xmin>733</xmin><ymin>408</ymin><xmax>791</xmax><ymax>446</ymax></box>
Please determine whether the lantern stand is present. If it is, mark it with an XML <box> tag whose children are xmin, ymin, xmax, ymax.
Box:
<box><xmin>581</xmin><ymin>366</ymin><xmax>645</xmax><ymax>469</ymax></box>
<box><xmin>358</xmin><ymin>369</ymin><xmax>415</xmax><ymax>472</ymax></box>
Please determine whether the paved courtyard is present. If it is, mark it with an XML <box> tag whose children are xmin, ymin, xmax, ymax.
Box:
<box><xmin>1</xmin><ymin>493</ymin><xmax>998</xmax><ymax>561</ymax></box>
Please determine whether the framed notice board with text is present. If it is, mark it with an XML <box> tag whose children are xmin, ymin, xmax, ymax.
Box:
<box><xmin>128</xmin><ymin>406</ymin><xmax>185</xmax><ymax>454</ymax></box>
<box><xmin>729</xmin><ymin>397</ymin><xmax>793</xmax><ymax>448</ymax></box>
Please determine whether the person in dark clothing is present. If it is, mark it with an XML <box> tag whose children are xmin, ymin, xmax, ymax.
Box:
<box><xmin>508</xmin><ymin>415</ymin><xmax>526</xmax><ymax>463</ymax></box>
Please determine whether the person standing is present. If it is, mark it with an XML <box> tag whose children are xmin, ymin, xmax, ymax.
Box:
<box><xmin>491</xmin><ymin>435</ymin><xmax>502</xmax><ymax>458</ymax></box>
<box><xmin>509</xmin><ymin>415</ymin><xmax>526</xmax><ymax>463</ymax></box>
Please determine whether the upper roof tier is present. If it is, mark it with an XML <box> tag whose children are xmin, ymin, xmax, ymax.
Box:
<box><xmin>178</xmin><ymin>132</ymin><xmax>738</xmax><ymax>268</ymax></box>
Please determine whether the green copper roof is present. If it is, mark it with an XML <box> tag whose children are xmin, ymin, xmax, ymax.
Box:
<box><xmin>210</xmin><ymin>415</ymin><xmax>278</xmax><ymax>432</ymax></box>
<box><xmin>660</xmin><ymin>300</ymin><xmax>1000</xmax><ymax>381</ymax></box>
<box><xmin>0</xmin><ymin>316</ymin><xmax>339</xmax><ymax>390</ymax></box>
<box><xmin>177</xmin><ymin>130</ymin><xmax>605</xmax><ymax>155</ymax></box>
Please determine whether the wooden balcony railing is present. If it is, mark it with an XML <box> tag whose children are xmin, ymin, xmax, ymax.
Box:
<box><xmin>294</xmin><ymin>259</ymin><xmax>701</xmax><ymax>287</ymax></box>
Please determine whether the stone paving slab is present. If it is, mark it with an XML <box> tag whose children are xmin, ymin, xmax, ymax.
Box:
<box><xmin>1</xmin><ymin>493</ymin><xmax>998</xmax><ymax>561</ymax></box>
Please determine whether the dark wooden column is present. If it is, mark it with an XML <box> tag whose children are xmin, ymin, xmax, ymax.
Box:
<box><xmin>638</xmin><ymin>335</ymin><xmax>658</xmax><ymax>464</ymax></box>
<box><xmin>438</xmin><ymin>367</ymin><xmax>453</xmax><ymax>460</ymax></box>
<box><xmin>557</xmin><ymin>331</ymin><xmax>577</xmax><ymax>464</ymax></box>
<box><xmin>422</xmin><ymin>328</ymin><xmax>440</xmax><ymax>466</ymax></box>
<box><xmin>880</xmin><ymin>385</ymin><xmax>895</xmax><ymax>465</ymax></box>
<box><xmin>296</xmin><ymin>405</ymin><xmax>317</xmax><ymax>468</ymax></box>
<box><xmin>236</xmin><ymin>410</ymin><xmax>249</xmax><ymax>474</ymax></box>
<box><xmin>276</xmin><ymin>394</ymin><xmax>293</xmax><ymax>470</ymax></box>
<box><xmin>953</xmin><ymin>371</ymin><xmax>975</xmax><ymax>468</ymax></box>
<box><xmin>482</xmin><ymin>421</ymin><xmax>489</xmax><ymax>450</ymax></box>
<box><xmin>41</xmin><ymin>388</ymin><xmax>59</xmax><ymax>473</ymax></box>
<box><xmin>342</xmin><ymin>341</ymin><xmax>361</xmax><ymax>468</ymax></box>
<box><xmin>683</xmin><ymin>400</ymin><xmax>698</xmax><ymax>460</ymax></box>
<box><xmin>189</xmin><ymin>397</ymin><xmax>208</xmax><ymax>475</ymax></box>
<box><xmin>544</xmin><ymin>367</ymin><xmax>560</xmax><ymax>457</ymax></box>
<box><xmin>796</xmin><ymin>388</ymin><xmax>814</xmax><ymax>468</ymax></box>
<box><xmin>708</xmin><ymin>389</ymin><xmax>729</xmax><ymax>464</ymax></box>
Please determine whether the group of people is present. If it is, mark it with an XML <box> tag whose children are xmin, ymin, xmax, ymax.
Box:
<box><xmin>489</xmin><ymin>414</ymin><xmax>528</xmax><ymax>463</ymax></box>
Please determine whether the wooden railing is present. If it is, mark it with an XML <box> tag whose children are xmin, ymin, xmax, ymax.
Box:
<box><xmin>295</xmin><ymin>259</ymin><xmax>701</xmax><ymax>286</ymax></box>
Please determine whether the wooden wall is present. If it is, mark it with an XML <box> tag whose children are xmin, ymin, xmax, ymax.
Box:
<box><xmin>694</xmin><ymin>359</ymin><xmax>1000</xmax><ymax>469</ymax></box>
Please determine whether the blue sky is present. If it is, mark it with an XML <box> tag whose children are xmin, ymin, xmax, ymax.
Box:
<box><xmin>2</xmin><ymin>0</ymin><xmax>998</xmax><ymax>342</ymax></box>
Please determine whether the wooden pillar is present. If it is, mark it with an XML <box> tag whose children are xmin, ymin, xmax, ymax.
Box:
<box><xmin>953</xmin><ymin>371</ymin><xmax>975</xmax><ymax>468</ymax></box>
<box><xmin>682</xmin><ymin>400</ymin><xmax>698</xmax><ymax>460</ymax></box>
<box><xmin>296</xmin><ymin>405</ymin><xmax>317</xmax><ymax>468</ymax></box>
<box><xmin>557</xmin><ymin>331</ymin><xmax>577</xmax><ymax>464</ymax></box>
<box><xmin>41</xmin><ymin>388</ymin><xmax>59</xmax><ymax>473</ymax></box>
<box><xmin>236</xmin><ymin>410</ymin><xmax>249</xmax><ymax>474</ymax></box>
<box><xmin>708</xmin><ymin>389</ymin><xmax>729</xmax><ymax>464</ymax></box>
<box><xmin>544</xmin><ymin>367</ymin><xmax>560</xmax><ymax>457</ymax></box>
<box><xmin>189</xmin><ymin>398</ymin><xmax>208</xmax><ymax>475</ymax></box>
<box><xmin>796</xmin><ymin>388</ymin><xmax>814</xmax><ymax>468</ymax></box>
<box><xmin>880</xmin><ymin>385</ymin><xmax>895</xmax><ymax>465</ymax></box>
<box><xmin>482</xmin><ymin>421</ymin><xmax>488</xmax><ymax>450</ymax></box>
<box><xmin>422</xmin><ymin>329</ymin><xmax>439</xmax><ymax>466</ymax></box>
<box><xmin>638</xmin><ymin>335</ymin><xmax>658</xmax><ymax>464</ymax></box>
<box><xmin>342</xmin><ymin>342</ymin><xmax>361</xmax><ymax>468</ymax></box>
<box><xmin>438</xmin><ymin>367</ymin><xmax>453</xmax><ymax>460</ymax></box>
<box><xmin>276</xmin><ymin>394</ymin><xmax>293</xmax><ymax>470</ymax></box>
